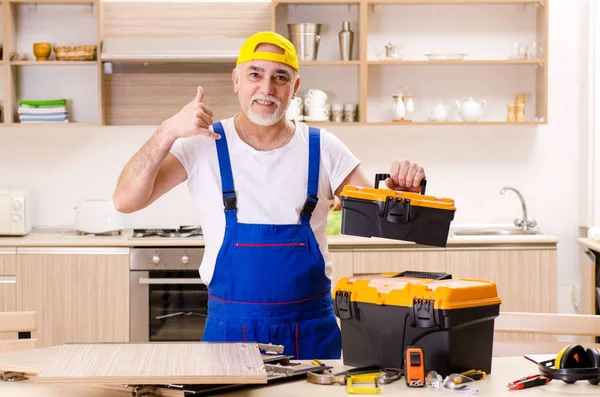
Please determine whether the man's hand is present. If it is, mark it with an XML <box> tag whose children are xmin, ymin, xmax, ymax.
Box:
<box><xmin>385</xmin><ymin>159</ymin><xmax>426</xmax><ymax>193</ymax></box>
<box><xmin>159</xmin><ymin>86</ymin><xmax>220</xmax><ymax>140</ymax></box>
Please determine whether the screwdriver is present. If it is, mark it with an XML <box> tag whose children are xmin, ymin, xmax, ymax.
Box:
<box><xmin>450</xmin><ymin>370</ymin><xmax>487</xmax><ymax>384</ymax></box>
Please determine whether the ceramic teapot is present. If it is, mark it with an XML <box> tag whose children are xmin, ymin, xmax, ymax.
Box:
<box><xmin>427</xmin><ymin>101</ymin><xmax>450</xmax><ymax>122</ymax></box>
<box><xmin>455</xmin><ymin>97</ymin><xmax>487</xmax><ymax>122</ymax></box>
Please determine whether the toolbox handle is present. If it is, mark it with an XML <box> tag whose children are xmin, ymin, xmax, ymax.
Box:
<box><xmin>395</xmin><ymin>271</ymin><xmax>452</xmax><ymax>280</ymax></box>
<box><xmin>374</xmin><ymin>174</ymin><xmax>427</xmax><ymax>195</ymax></box>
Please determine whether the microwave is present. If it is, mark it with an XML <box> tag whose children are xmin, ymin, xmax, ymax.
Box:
<box><xmin>0</xmin><ymin>189</ymin><xmax>31</xmax><ymax>236</ymax></box>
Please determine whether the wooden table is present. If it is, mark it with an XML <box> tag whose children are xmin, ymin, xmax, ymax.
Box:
<box><xmin>1</xmin><ymin>348</ymin><xmax>599</xmax><ymax>396</ymax></box>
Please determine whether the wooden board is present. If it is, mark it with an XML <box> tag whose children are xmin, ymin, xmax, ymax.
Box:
<box><xmin>103</xmin><ymin>63</ymin><xmax>239</xmax><ymax>125</ymax></box>
<box><xmin>0</xmin><ymin>345</ymin><xmax>60</xmax><ymax>377</ymax></box>
<box><xmin>102</xmin><ymin>2</ymin><xmax>271</xmax><ymax>38</ymax></box>
<box><xmin>34</xmin><ymin>343</ymin><xmax>267</xmax><ymax>385</ymax></box>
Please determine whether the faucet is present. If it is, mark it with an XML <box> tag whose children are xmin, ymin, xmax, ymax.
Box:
<box><xmin>499</xmin><ymin>187</ymin><xmax>537</xmax><ymax>231</ymax></box>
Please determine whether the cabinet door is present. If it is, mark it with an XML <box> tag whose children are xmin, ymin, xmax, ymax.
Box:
<box><xmin>16</xmin><ymin>248</ymin><xmax>130</xmax><ymax>348</ymax></box>
<box><xmin>446</xmin><ymin>248</ymin><xmax>557</xmax><ymax>342</ymax></box>
<box><xmin>580</xmin><ymin>248</ymin><xmax>597</xmax><ymax>316</ymax></box>
<box><xmin>353</xmin><ymin>248</ymin><xmax>446</xmax><ymax>276</ymax></box>
<box><xmin>329</xmin><ymin>249</ymin><xmax>354</xmax><ymax>289</ymax></box>
<box><xmin>0</xmin><ymin>248</ymin><xmax>17</xmax><ymax>341</ymax></box>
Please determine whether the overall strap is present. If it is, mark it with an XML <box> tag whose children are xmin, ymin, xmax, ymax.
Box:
<box><xmin>213</xmin><ymin>121</ymin><xmax>237</xmax><ymax>224</ymax></box>
<box><xmin>300</xmin><ymin>127</ymin><xmax>321</xmax><ymax>225</ymax></box>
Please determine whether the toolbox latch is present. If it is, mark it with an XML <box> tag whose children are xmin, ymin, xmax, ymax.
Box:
<box><xmin>385</xmin><ymin>197</ymin><xmax>411</xmax><ymax>224</ymax></box>
<box><xmin>334</xmin><ymin>291</ymin><xmax>354</xmax><ymax>320</ymax></box>
<box><xmin>410</xmin><ymin>298</ymin><xmax>436</xmax><ymax>328</ymax></box>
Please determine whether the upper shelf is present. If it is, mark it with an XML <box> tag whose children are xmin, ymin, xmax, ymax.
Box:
<box><xmin>9</xmin><ymin>0</ymin><xmax>98</xmax><ymax>3</ymax></box>
<box><xmin>368</xmin><ymin>59</ymin><xmax>545</xmax><ymax>65</ymax></box>
<box><xmin>274</xmin><ymin>0</ymin><xmax>543</xmax><ymax>4</ymax></box>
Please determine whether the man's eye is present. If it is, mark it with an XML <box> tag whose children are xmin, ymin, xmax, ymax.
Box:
<box><xmin>275</xmin><ymin>75</ymin><xmax>289</xmax><ymax>81</ymax></box>
<box><xmin>250</xmin><ymin>73</ymin><xmax>260</xmax><ymax>78</ymax></box>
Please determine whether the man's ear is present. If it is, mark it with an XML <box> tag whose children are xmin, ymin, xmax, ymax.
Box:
<box><xmin>292</xmin><ymin>74</ymin><xmax>301</xmax><ymax>97</ymax></box>
<box><xmin>232</xmin><ymin>68</ymin><xmax>240</xmax><ymax>93</ymax></box>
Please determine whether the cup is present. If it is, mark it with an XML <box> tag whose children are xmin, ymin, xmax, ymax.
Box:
<box><xmin>286</xmin><ymin>105</ymin><xmax>302</xmax><ymax>120</ymax></box>
<box><xmin>507</xmin><ymin>104</ymin><xmax>517</xmax><ymax>122</ymax></box>
<box><xmin>331</xmin><ymin>104</ymin><xmax>344</xmax><ymax>122</ymax></box>
<box><xmin>515</xmin><ymin>103</ymin><xmax>525</xmax><ymax>122</ymax></box>
<box><xmin>305</xmin><ymin>89</ymin><xmax>328</xmax><ymax>106</ymax></box>
<box><xmin>308</xmin><ymin>106</ymin><xmax>329</xmax><ymax>120</ymax></box>
<box><xmin>343</xmin><ymin>104</ymin><xmax>357</xmax><ymax>122</ymax></box>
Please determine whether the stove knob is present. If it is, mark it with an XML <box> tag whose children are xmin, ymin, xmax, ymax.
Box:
<box><xmin>181</xmin><ymin>255</ymin><xmax>190</xmax><ymax>265</ymax></box>
<box><xmin>152</xmin><ymin>255</ymin><xmax>160</xmax><ymax>264</ymax></box>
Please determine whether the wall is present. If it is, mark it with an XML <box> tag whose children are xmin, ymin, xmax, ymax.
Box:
<box><xmin>0</xmin><ymin>0</ymin><xmax>590</xmax><ymax>314</ymax></box>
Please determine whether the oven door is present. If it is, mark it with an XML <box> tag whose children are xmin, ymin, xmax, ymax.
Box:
<box><xmin>130</xmin><ymin>269</ymin><xmax>208</xmax><ymax>342</ymax></box>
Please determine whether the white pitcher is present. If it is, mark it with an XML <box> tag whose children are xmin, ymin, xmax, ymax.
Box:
<box><xmin>427</xmin><ymin>102</ymin><xmax>450</xmax><ymax>122</ymax></box>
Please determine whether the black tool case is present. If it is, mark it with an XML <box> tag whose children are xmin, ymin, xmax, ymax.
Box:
<box><xmin>333</xmin><ymin>271</ymin><xmax>502</xmax><ymax>377</ymax></box>
<box><xmin>340</xmin><ymin>175</ymin><xmax>456</xmax><ymax>247</ymax></box>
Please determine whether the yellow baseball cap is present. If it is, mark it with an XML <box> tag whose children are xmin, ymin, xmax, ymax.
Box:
<box><xmin>236</xmin><ymin>31</ymin><xmax>299</xmax><ymax>72</ymax></box>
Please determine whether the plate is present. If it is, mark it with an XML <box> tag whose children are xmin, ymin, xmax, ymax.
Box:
<box><xmin>424</xmin><ymin>53</ymin><xmax>467</xmax><ymax>61</ymax></box>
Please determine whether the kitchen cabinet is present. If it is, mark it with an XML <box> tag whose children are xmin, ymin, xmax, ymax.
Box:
<box><xmin>329</xmin><ymin>249</ymin><xmax>354</xmax><ymax>289</ymax></box>
<box><xmin>272</xmin><ymin>0</ymin><xmax>548</xmax><ymax>126</ymax></box>
<box><xmin>1</xmin><ymin>0</ymin><xmax>102</xmax><ymax>125</ymax></box>
<box><xmin>335</xmin><ymin>245</ymin><xmax>557</xmax><ymax>341</ymax></box>
<box><xmin>0</xmin><ymin>248</ymin><xmax>17</xmax><ymax>342</ymax></box>
<box><xmin>15</xmin><ymin>248</ymin><xmax>130</xmax><ymax>348</ymax></box>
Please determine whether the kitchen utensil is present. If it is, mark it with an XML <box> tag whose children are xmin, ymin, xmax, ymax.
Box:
<box><xmin>331</xmin><ymin>104</ymin><xmax>344</xmax><ymax>122</ymax></box>
<box><xmin>507</xmin><ymin>104</ymin><xmax>517</xmax><ymax>122</ymax></box>
<box><xmin>392</xmin><ymin>95</ymin><xmax>406</xmax><ymax>121</ymax></box>
<box><xmin>385</xmin><ymin>42</ymin><xmax>398</xmax><ymax>58</ymax></box>
<box><xmin>339</xmin><ymin>21</ymin><xmax>354</xmax><ymax>61</ymax></box>
<box><xmin>53</xmin><ymin>45</ymin><xmax>96</xmax><ymax>61</ymax></box>
<box><xmin>74</xmin><ymin>198</ymin><xmax>124</xmax><ymax>235</ymax></box>
<box><xmin>455</xmin><ymin>97</ymin><xmax>487</xmax><ymax>122</ymax></box>
<box><xmin>424</xmin><ymin>53</ymin><xmax>466</xmax><ymax>61</ymax></box>
<box><xmin>515</xmin><ymin>103</ymin><xmax>525</xmax><ymax>122</ymax></box>
<box><xmin>33</xmin><ymin>43</ymin><xmax>52</xmax><ymax>61</ymax></box>
<box><xmin>304</xmin><ymin>88</ymin><xmax>328</xmax><ymax>106</ymax></box>
<box><xmin>344</xmin><ymin>104</ymin><xmax>357</xmax><ymax>122</ymax></box>
<box><xmin>427</xmin><ymin>101</ymin><xmax>450</xmax><ymax>122</ymax></box>
<box><xmin>288</xmin><ymin>23</ymin><xmax>322</xmax><ymax>61</ymax></box>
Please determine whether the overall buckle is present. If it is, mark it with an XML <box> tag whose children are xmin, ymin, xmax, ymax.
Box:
<box><xmin>302</xmin><ymin>194</ymin><xmax>319</xmax><ymax>217</ymax></box>
<box><xmin>223</xmin><ymin>190</ymin><xmax>237</xmax><ymax>211</ymax></box>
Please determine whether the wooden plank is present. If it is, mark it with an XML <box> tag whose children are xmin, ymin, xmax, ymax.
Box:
<box><xmin>0</xmin><ymin>311</ymin><xmax>36</xmax><ymax>332</ymax></box>
<box><xmin>0</xmin><ymin>338</ymin><xmax>37</xmax><ymax>354</ymax></box>
<box><xmin>103</xmin><ymin>64</ymin><xmax>239</xmax><ymax>125</ymax></box>
<box><xmin>367</xmin><ymin>59</ymin><xmax>544</xmax><ymax>65</ymax></box>
<box><xmin>102</xmin><ymin>2</ymin><xmax>271</xmax><ymax>38</ymax></box>
<box><xmin>495</xmin><ymin>312</ymin><xmax>600</xmax><ymax>337</ymax></box>
<box><xmin>0</xmin><ymin>345</ymin><xmax>60</xmax><ymax>376</ymax></box>
<box><xmin>35</xmin><ymin>343</ymin><xmax>267</xmax><ymax>385</ymax></box>
<box><xmin>493</xmin><ymin>341</ymin><xmax>600</xmax><ymax>357</ymax></box>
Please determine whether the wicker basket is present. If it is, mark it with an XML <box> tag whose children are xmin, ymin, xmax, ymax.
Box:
<box><xmin>53</xmin><ymin>45</ymin><xmax>97</xmax><ymax>61</ymax></box>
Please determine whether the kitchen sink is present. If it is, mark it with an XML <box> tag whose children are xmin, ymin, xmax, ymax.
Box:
<box><xmin>451</xmin><ymin>228</ymin><xmax>543</xmax><ymax>236</ymax></box>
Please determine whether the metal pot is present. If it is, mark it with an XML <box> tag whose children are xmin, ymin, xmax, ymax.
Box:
<box><xmin>287</xmin><ymin>23</ymin><xmax>322</xmax><ymax>61</ymax></box>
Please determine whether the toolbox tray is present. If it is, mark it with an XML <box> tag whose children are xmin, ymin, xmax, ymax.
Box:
<box><xmin>340</xmin><ymin>175</ymin><xmax>456</xmax><ymax>247</ymax></box>
<box><xmin>333</xmin><ymin>271</ymin><xmax>501</xmax><ymax>377</ymax></box>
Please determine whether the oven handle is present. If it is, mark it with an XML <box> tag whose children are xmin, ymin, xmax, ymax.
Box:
<box><xmin>138</xmin><ymin>278</ymin><xmax>205</xmax><ymax>285</ymax></box>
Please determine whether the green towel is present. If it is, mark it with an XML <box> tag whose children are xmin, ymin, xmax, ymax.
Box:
<box><xmin>19</xmin><ymin>99</ymin><xmax>67</xmax><ymax>107</ymax></box>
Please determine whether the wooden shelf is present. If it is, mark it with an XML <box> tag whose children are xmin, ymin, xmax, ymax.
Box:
<box><xmin>365</xmin><ymin>121</ymin><xmax>542</xmax><ymax>126</ymax></box>
<box><xmin>274</xmin><ymin>0</ymin><xmax>360</xmax><ymax>4</ymax></box>
<box><xmin>5</xmin><ymin>122</ymin><xmax>99</xmax><ymax>127</ymax></box>
<box><xmin>367</xmin><ymin>0</ymin><xmax>543</xmax><ymax>4</ymax></box>
<box><xmin>300</xmin><ymin>60</ymin><xmax>360</xmax><ymax>66</ymax></box>
<box><xmin>368</xmin><ymin>59</ymin><xmax>545</xmax><ymax>66</ymax></box>
<box><xmin>9</xmin><ymin>0</ymin><xmax>97</xmax><ymax>3</ymax></box>
<box><xmin>10</xmin><ymin>61</ymin><xmax>98</xmax><ymax>66</ymax></box>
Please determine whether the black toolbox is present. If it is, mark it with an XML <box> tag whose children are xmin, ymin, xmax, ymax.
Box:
<box><xmin>340</xmin><ymin>175</ymin><xmax>456</xmax><ymax>247</ymax></box>
<box><xmin>333</xmin><ymin>271</ymin><xmax>501</xmax><ymax>377</ymax></box>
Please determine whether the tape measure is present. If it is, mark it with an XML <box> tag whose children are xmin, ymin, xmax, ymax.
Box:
<box><xmin>405</xmin><ymin>346</ymin><xmax>425</xmax><ymax>387</ymax></box>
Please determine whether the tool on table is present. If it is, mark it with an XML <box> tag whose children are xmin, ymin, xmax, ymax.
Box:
<box><xmin>448</xmin><ymin>370</ymin><xmax>487</xmax><ymax>384</ymax></box>
<box><xmin>379</xmin><ymin>368</ymin><xmax>402</xmax><ymax>384</ymax></box>
<box><xmin>507</xmin><ymin>374</ymin><xmax>551</xmax><ymax>390</ymax></box>
<box><xmin>425</xmin><ymin>371</ymin><xmax>479</xmax><ymax>395</ymax></box>
<box><xmin>257</xmin><ymin>343</ymin><xmax>284</xmax><ymax>355</ymax></box>
<box><xmin>405</xmin><ymin>346</ymin><xmax>425</xmax><ymax>387</ymax></box>
<box><xmin>311</xmin><ymin>359</ymin><xmax>326</xmax><ymax>367</ymax></box>
<box><xmin>307</xmin><ymin>365</ymin><xmax>382</xmax><ymax>394</ymax></box>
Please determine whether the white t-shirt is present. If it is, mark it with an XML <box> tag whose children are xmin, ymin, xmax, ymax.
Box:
<box><xmin>170</xmin><ymin>116</ymin><xmax>360</xmax><ymax>285</ymax></box>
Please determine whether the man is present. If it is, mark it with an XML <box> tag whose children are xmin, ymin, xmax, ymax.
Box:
<box><xmin>113</xmin><ymin>31</ymin><xmax>425</xmax><ymax>359</ymax></box>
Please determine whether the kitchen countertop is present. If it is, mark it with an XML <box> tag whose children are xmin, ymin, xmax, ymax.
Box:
<box><xmin>0</xmin><ymin>353</ymin><xmax>594</xmax><ymax>396</ymax></box>
<box><xmin>0</xmin><ymin>229</ymin><xmax>559</xmax><ymax>248</ymax></box>
<box><xmin>578</xmin><ymin>237</ymin><xmax>600</xmax><ymax>253</ymax></box>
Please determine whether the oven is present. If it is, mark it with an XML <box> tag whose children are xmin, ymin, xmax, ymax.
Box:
<box><xmin>129</xmin><ymin>247</ymin><xmax>207</xmax><ymax>342</ymax></box>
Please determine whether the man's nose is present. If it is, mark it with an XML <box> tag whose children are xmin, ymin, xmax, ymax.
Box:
<box><xmin>258</xmin><ymin>77</ymin><xmax>276</xmax><ymax>95</ymax></box>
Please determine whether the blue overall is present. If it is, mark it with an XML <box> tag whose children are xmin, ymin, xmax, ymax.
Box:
<box><xmin>201</xmin><ymin>121</ymin><xmax>342</xmax><ymax>360</ymax></box>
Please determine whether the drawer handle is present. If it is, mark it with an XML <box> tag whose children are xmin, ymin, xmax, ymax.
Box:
<box><xmin>138</xmin><ymin>278</ymin><xmax>204</xmax><ymax>285</ymax></box>
<box><xmin>0</xmin><ymin>276</ymin><xmax>16</xmax><ymax>284</ymax></box>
